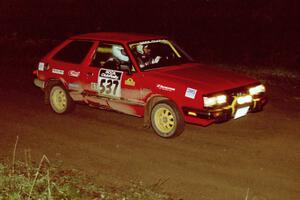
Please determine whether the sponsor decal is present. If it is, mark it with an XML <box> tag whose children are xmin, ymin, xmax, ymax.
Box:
<box><xmin>156</xmin><ymin>84</ymin><xmax>175</xmax><ymax>92</ymax></box>
<box><xmin>68</xmin><ymin>70</ymin><xmax>80</xmax><ymax>77</ymax></box>
<box><xmin>38</xmin><ymin>62</ymin><xmax>45</xmax><ymax>71</ymax></box>
<box><xmin>138</xmin><ymin>39</ymin><xmax>165</xmax><ymax>45</ymax></box>
<box><xmin>91</xmin><ymin>83</ymin><xmax>98</xmax><ymax>91</ymax></box>
<box><xmin>92</xmin><ymin>69</ymin><xmax>123</xmax><ymax>97</ymax></box>
<box><xmin>125</xmin><ymin>78</ymin><xmax>136</xmax><ymax>86</ymax></box>
<box><xmin>100</xmin><ymin>69</ymin><xmax>121</xmax><ymax>79</ymax></box>
<box><xmin>52</xmin><ymin>68</ymin><xmax>64</xmax><ymax>75</ymax></box>
<box><xmin>185</xmin><ymin>87</ymin><xmax>197</xmax><ymax>99</ymax></box>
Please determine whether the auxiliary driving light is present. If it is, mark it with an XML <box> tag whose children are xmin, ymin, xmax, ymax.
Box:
<box><xmin>237</xmin><ymin>95</ymin><xmax>253</xmax><ymax>105</ymax></box>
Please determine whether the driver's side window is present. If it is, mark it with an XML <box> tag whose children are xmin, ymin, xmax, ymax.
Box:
<box><xmin>90</xmin><ymin>42</ymin><xmax>132</xmax><ymax>71</ymax></box>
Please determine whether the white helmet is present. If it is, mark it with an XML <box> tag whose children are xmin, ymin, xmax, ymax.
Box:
<box><xmin>112</xmin><ymin>45</ymin><xmax>129</xmax><ymax>62</ymax></box>
<box><xmin>136</xmin><ymin>44</ymin><xmax>150</xmax><ymax>55</ymax></box>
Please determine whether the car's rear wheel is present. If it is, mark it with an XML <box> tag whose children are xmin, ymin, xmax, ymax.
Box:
<box><xmin>49</xmin><ymin>84</ymin><xmax>74</xmax><ymax>114</ymax></box>
<box><xmin>150</xmin><ymin>100</ymin><xmax>184</xmax><ymax>138</ymax></box>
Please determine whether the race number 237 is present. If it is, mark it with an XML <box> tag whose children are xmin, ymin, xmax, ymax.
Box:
<box><xmin>98</xmin><ymin>78</ymin><xmax>120</xmax><ymax>96</ymax></box>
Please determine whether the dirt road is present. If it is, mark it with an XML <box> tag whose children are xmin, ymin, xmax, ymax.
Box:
<box><xmin>0</xmin><ymin>76</ymin><xmax>299</xmax><ymax>200</ymax></box>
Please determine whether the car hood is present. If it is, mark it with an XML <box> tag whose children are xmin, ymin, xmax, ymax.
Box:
<box><xmin>145</xmin><ymin>63</ymin><xmax>258</xmax><ymax>94</ymax></box>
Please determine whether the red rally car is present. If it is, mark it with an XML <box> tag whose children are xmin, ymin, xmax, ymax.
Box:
<box><xmin>33</xmin><ymin>32</ymin><xmax>267</xmax><ymax>138</ymax></box>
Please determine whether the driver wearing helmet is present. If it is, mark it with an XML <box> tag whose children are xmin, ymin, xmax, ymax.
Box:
<box><xmin>136</xmin><ymin>44</ymin><xmax>161</xmax><ymax>68</ymax></box>
<box><xmin>112</xmin><ymin>45</ymin><xmax>129</xmax><ymax>63</ymax></box>
<box><xmin>105</xmin><ymin>45</ymin><xmax>129</xmax><ymax>70</ymax></box>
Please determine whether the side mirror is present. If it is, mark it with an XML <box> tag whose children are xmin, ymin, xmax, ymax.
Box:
<box><xmin>120</xmin><ymin>64</ymin><xmax>132</xmax><ymax>75</ymax></box>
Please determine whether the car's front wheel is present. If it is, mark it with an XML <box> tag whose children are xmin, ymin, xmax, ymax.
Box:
<box><xmin>49</xmin><ymin>84</ymin><xmax>74</xmax><ymax>114</ymax></box>
<box><xmin>150</xmin><ymin>100</ymin><xmax>184</xmax><ymax>138</ymax></box>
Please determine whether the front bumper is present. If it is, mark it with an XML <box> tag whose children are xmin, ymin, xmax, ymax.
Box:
<box><xmin>182</xmin><ymin>95</ymin><xmax>267</xmax><ymax>123</ymax></box>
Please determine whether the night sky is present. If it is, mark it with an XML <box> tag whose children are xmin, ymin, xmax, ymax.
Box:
<box><xmin>1</xmin><ymin>0</ymin><xmax>299</xmax><ymax>67</ymax></box>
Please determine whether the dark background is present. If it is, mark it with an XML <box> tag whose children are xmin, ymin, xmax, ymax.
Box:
<box><xmin>1</xmin><ymin>0</ymin><xmax>300</xmax><ymax>68</ymax></box>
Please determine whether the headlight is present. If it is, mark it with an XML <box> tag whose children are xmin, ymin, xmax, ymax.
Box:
<box><xmin>203</xmin><ymin>94</ymin><xmax>227</xmax><ymax>107</ymax></box>
<box><xmin>248</xmin><ymin>84</ymin><xmax>266</xmax><ymax>95</ymax></box>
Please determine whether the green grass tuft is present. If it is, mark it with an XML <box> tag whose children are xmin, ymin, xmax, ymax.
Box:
<box><xmin>0</xmin><ymin>136</ymin><xmax>173</xmax><ymax>200</ymax></box>
<box><xmin>0</xmin><ymin>159</ymin><xmax>173</xmax><ymax>200</ymax></box>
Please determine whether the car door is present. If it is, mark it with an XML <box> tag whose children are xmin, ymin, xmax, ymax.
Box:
<box><xmin>80</xmin><ymin>41</ymin><xmax>145</xmax><ymax>115</ymax></box>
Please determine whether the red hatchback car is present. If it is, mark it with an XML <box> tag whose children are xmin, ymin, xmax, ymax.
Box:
<box><xmin>33</xmin><ymin>32</ymin><xmax>267</xmax><ymax>138</ymax></box>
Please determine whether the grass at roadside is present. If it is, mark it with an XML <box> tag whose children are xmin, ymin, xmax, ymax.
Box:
<box><xmin>0</xmin><ymin>137</ymin><xmax>173</xmax><ymax>200</ymax></box>
<box><xmin>0</xmin><ymin>160</ymin><xmax>173</xmax><ymax>199</ymax></box>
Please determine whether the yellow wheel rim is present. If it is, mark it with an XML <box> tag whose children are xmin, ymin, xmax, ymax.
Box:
<box><xmin>51</xmin><ymin>86</ymin><xmax>67</xmax><ymax>112</ymax></box>
<box><xmin>154</xmin><ymin>107</ymin><xmax>175</xmax><ymax>134</ymax></box>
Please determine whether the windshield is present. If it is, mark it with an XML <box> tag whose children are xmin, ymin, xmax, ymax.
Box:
<box><xmin>129</xmin><ymin>39</ymin><xmax>194</xmax><ymax>71</ymax></box>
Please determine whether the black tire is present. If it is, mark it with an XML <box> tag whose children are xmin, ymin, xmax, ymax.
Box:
<box><xmin>150</xmin><ymin>100</ymin><xmax>185</xmax><ymax>138</ymax></box>
<box><xmin>49</xmin><ymin>84</ymin><xmax>75</xmax><ymax>114</ymax></box>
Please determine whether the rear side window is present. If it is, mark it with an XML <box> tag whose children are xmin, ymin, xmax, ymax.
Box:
<box><xmin>53</xmin><ymin>40</ymin><xmax>93</xmax><ymax>64</ymax></box>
